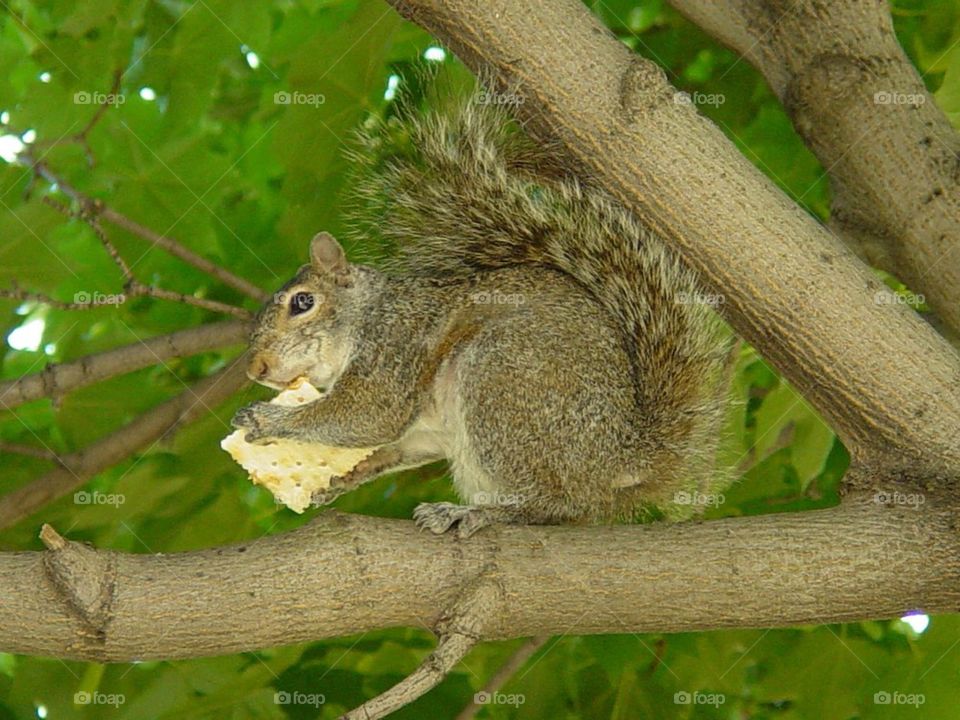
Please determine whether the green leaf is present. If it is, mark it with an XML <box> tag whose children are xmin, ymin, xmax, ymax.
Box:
<box><xmin>753</xmin><ymin>380</ymin><xmax>835</xmax><ymax>490</ymax></box>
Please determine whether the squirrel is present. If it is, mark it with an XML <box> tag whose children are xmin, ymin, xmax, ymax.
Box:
<box><xmin>231</xmin><ymin>87</ymin><xmax>731</xmax><ymax>538</ymax></box>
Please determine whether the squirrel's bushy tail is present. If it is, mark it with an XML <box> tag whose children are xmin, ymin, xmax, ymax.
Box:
<box><xmin>348</xmin><ymin>90</ymin><xmax>731</xmax><ymax>515</ymax></box>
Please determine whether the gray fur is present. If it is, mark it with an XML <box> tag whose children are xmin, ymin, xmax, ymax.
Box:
<box><xmin>233</xmin><ymin>92</ymin><xmax>729</xmax><ymax>537</ymax></box>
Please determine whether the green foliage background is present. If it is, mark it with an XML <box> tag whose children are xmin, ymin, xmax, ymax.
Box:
<box><xmin>1</xmin><ymin>0</ymin><xmax>958</xmax><ymax>717</ymax></box>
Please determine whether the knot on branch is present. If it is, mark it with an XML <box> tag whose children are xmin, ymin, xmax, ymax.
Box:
<box><xmin>618</xmin><ymin>57</ymin><xmax>673</xmax><ymax>124</ymax></box>
<box><xmin>77</xmin><ymin>197</ymin><xmax>106</xmax><ymax>222</ymax></box>
<box><xmin>434</xmin><ymin>569</ymin><xmax>502</xmax><ymax>640</ymax></box>
<box><xmin>783</xmin><ymin>52</ymin><xmax>904</xmax><ymax>135</ymax></box>
<box><xmin>40</xmin><ymin>361</ymin><xmax>64</xmax><ymax>408</ymax></box>
<box><xmin>40</xmin><ymin>524</ymin><xmax>117</xmax><ymax>642</ymax></box>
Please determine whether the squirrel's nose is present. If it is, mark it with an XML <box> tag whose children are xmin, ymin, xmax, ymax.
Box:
<box><xmin>247</xmin><ymin>352</ymin><xmax>275</xmax><ymax>382</ymax></box>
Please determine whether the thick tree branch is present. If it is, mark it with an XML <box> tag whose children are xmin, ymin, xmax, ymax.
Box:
<box><xmin>1</xmin><ymin>495</ymin><xmax>957</xmax><ymax>662</ymax></box>
<box><xmin>3</xmin><ymin>6</ymin><xmax>958</xmax><ymax>718</ymax></box>
<box><xmin>0</xmin><ymin>358</ymin><xmax>249</xmax><ymax>529</ymax></box>
<box><xmin>668</xmin><ymin>0</ymin><xmax>960</xmax><ymax>336</ymax></box>
<box><xmin>0</xmin><ymin>320</ymin><xmax>249</xmax><ymax>409</ymax></box>
<box><xmin>386</xmin><ymin>0</ymin><xmax>960</xmax><ymax>475</ymax></box>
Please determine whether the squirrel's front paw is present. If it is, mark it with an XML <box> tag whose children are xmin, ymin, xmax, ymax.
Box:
<box><xmin>231</xmin><ymin>402</ymin><xmax>291</xmax><ymax>443</ymax></box>
<box><xmin>310</xmin><ymin>485</ymin><xmax>346</xmax><ymax>507</ymax></box>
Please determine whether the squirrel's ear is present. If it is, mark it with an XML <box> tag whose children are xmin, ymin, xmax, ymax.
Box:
<box><xmin>310</xmin><ymin>232</ymin><xmax>348</xmax><ymax>275</ymax></box>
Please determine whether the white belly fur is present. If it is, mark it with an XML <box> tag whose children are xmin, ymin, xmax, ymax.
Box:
<box><xmin>397</xmin><ymin>357</ymin><xmax>497</xmax><ymax>504</ymax></box>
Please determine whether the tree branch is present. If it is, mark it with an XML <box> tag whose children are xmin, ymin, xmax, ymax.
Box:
<box><xmin>2</xmin><ymin>198</ymin><xmax>254</xmax><ymax>320</ymax></box>
<box><xmin>0</xmin><ymin>358</ymin><xmax>249</xmax><ymax>529</ymax></box>
<box><xmin>31</xmin><ymin>161</ymin><xmax>270</xmax><ymax>303</ymax></box>
<box><xmin>455</xmin><ymin>635</ymin><xmax>549</xmax><ymax>720</ymax></box>
<box><xmin>126</xmin><ymin>281</ymin><xmax>253</xmax><ymax>319</ymax></box>
<box><xmin>343</xmin><ymin>576</ymin><xmax>498</xmax><ymax>720</ymax></box>
<box><xmin>0</xmin><ymin>320</ymin><xmax>248</xmax><ymax>409</ymax></box>
<box><xmin>1</xmin><ymin>495</ymin><xmax>957</xmax><ymax>662</ymax></box>
<box><xmin>385</xmin><ymin>0</ymin><xmax>960</xmax><ymax>475</ymax></box>
<box><xmin>0</xmin><ymin>282</ymin><xmax>252</xmax><ymax>319</ymax></box>
<box><xmin>3</xmin><ymin>6</ymin><xmax>958</xmax><ymax>718</ymax></box>
<box><xmin>29</xmin><ymin>69</ymin><xmax>123</xmax><ymax>166</ymax></box>
<box><xmin>668</xmin><ymin>0</ymin><xmax>960</xmax><ymax>337</ymax></box>
<box><xmin>0</xmin><ymin>441</ymin><xmax>59</xmax><ymax>461</ymax></box>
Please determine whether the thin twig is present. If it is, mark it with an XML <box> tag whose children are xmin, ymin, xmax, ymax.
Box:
<box><xmin>31</xmin><ymin>161</ymin><xmax>269</xmax><ymax>302</ymax></box>
<box><xmin>0</xmin><ymin>283</ymin><xmax>251</xmax><ymax>320</ymax></box>
<box><xmin>0</xmin><ymin>320</ymin><xmax>249</xmax><ymax>409</ymax></box>
<box><xmin>125</xmin><ymin>281</ymin><xmax>252</xmax><ymax>319</ymax></box>
<box><xmin>22</xmin><ymin>196</ymin><xmax>254</xmax><ymax>319</ymax></box>
<box><xmin>455</xmin><ymin>636</ymin><xmax>550</xmax><ymax>720</ymax></box>
<box><xmin>88</xmin><ymin>217</ymin><xmax>132</xmax><ymax>280</ymax></box>
<box><xmin>0</xmin><ymin>285</ymin><xmax>100</xmax><ymax>312</ymax></box>
<box><xmin>30</xmin><ymin>70</ymin><xmax>123</xmax><ymax>166</ymax></box>
<box><xmin>76</xmin><ymin>71</ymin><xmax>123</xmax><ymax>151</ymax></box>
<box><xmin>0</xmin><ymin>442</ymin><xmax>59</xmax><ymax>462</ymax></box>
<box><xmin>42</xmin><ymin>194</ymin><xmax>132</xmax><ymax>279</ymax></box>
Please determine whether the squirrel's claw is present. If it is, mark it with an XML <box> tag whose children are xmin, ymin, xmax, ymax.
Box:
<box><xmin>413</xmin><ymin>502</ymin><xmax>493</xmax><ymax>539</ymax></box>
<box><xmin>310</xmin><ymin>485</ymin><xmax>346</xmax><ymax>507</ymax></box>
<box><xmin>230</xmin><ymin>404</ymin><xmax>256</xmax><ymax>430</ymax></box>
<box><xmin>231</xmin><ymin>401</ymin><xmax>285</xmax><ymax>444</ymax></box>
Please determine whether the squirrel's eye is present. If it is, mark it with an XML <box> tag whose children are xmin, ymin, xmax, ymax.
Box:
<box><xmin>288</xmin><ymin>292</ymin><xmax>315</xmax><ymax>316</ymax></box>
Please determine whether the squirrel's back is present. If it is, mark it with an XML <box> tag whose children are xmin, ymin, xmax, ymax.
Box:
<box><xmin>348</xmin><ymin>87</ymin><xmax>731</xmax><ymax>518</ymax></box>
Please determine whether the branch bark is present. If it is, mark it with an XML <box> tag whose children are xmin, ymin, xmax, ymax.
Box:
<box><xmin>668</xmin><ymin>0</ymin><xmax>960</xmax><ymax>336</ymax></box>
<box><xmin>3</xmin><ymin>3</ymin><xmax>960</xmax><ymax>718</ymax></box>
<box><xmin>386</xmin><ymin>0</ymin><xmax>960</xmax><ymax>476</ymax></box>
<box><xmin>342</xmin><ymin>576</ymin><xmax>497</xmax><ymax>720</ymax></box>
<box><xmin>0</xmin><ymin>358</ymin><xmax>249</xmax><ymax>529</ymax></box>
<box><xmin>1</xmin><ymin>496</ymin><xmax>958</xmax><ymax>661</ymax></box>
<box><xmin>0</xmin><ymin>320</ymin><xmax>248</xmax><ymax>409</ymax></box>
